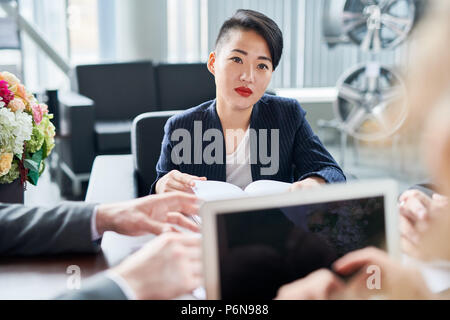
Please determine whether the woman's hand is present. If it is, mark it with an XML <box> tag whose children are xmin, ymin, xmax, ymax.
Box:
<box><xmin>289</xmin><ymin>176</ymin><xmax>326</xmax><ymax>192</ymax></box>
<box><xmin>155</xmin><ymin>170</ymin><xmax>207</xmax><ymax>194</ymax></box>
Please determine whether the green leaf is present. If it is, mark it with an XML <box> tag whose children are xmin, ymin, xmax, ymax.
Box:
<box><xmin>41</xmin><ymin>140</ymin><xmax>48</xmax><ymax>159</ymax></box>
<box><xmin>24</xmin><ymin>159</ymin><xmax>40</xmax><ymax>172</ymax></box>
<box><xmin>39</xmin><ymin>161</ymin><xmax>46</xmax><ymax>175</ymax></box>
<box><xmin>23</xmin><ymin>148</ymin><xmax>44</xmax><ymax>185</ymax></box>
<box><xmin>31</xmin><ymin>148</ymin><xmax>43</xmax><ymax>164</ymax></box>
<box><xmin>27</xmin><ymin>169</ymin><xmax>39</xmax><ymax>186</ymax></box>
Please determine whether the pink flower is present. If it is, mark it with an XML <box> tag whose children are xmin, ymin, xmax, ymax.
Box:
<box><xmin>0</xmin><ymin>80</ymin><xmax>14</xmax><ymax>107</ymax></box>
<box><xmin>31</xmin><ymin>104</ymin><xmax>44</xmax><ymax>124</ymax></box>
<box><xmin>40</xmin><ymin>103</ymin><xmax>49</xmax><ymax>114</ymax></box>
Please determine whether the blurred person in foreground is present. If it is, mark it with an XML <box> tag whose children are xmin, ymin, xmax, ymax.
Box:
<box><xmin>276</xmin><ymin>0</ymin><xmax>450</xmax><ymax>300</ymax></box>
<box><xmin>1</xmin><ymin>192</ymin><xmax>202</xmax><ymax>300</ymax></box>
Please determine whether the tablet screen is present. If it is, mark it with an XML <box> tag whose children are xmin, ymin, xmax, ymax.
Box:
<box><xmin>216</xmin><ymin>196</ymin><xmax>386</xmax><ymax>299</ymax></box>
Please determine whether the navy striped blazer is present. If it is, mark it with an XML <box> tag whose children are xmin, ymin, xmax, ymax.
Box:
<box><xmin>150</xmin><ymin>94</ymin><xmax>345</xmax><ymax>193</ymax></box>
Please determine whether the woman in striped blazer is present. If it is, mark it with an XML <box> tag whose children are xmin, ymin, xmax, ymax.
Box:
<box><xmin>151</xmin><ymin>9</ymin><xmax>345</xmax><ymax>195</ymax></box>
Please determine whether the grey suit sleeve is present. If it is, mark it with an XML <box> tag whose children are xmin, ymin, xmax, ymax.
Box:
<box><xmin>56</xmin><ymin>274</ymin><xmax>128</xmax><ymax>300</ymax></box>
<box><xmin>0</xmin><ymin>202</ymin><xmax>101</xmax><ymax>256</ymax></box>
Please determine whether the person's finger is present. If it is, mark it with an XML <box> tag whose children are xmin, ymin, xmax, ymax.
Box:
<box><xmin>183</xmin><ymin>247</ymin><xmax>202</xmax><ymax>262</ymax></box>
<box><xmin>321</xmin><ymin>274</ymin><xmax>346</xmax><ymax>299</ymax></box>
<box><xmin>174</xmin><ymin>171</ymin><xmax>206</xmax><ymax>187</ymax></box>
<box><xmin>170</xmin><ymin>192</ymin><xmax>201</xmax><ymax>215</ymax></box>
<box><xmin>398</xmin><ymin>190</ymin><xmax>413</xmax><ymax>202</ymax></box>
<box><xmin>399</xmin><ymin>202</ymin><xmax>420</xmax><ymax>224</ymax></box>
<box><xmin>432</xmin><ymin>193</ymin><xmax>446</xmax><ymax>200</ymax></box>
<box><xmin>276</xmin><ymin>269</ymin><xmax>342</xmax><ymax>300</ymax></box>
<box><xmin>176</xmin><ymin>234</ymin><xmax>202</xmax><ymax>247</ymax></box>
<box><xmin>406</xmin><ymin>196</ymin><xmax>431</xmax><ymax>220</ymax></box>
<box><xmin>344</xmin><ymin>268</ymin><xmax>377</xmax><ymax>298</ymax></box>
<box><xmin>308</xmin><ymin>270</ymin><xmax>345</xmax><ymax>299</ymax></box>
<box><xmin>333</xmin><ymin>247</ymin><xmax>384</xmax><ymax>275</ymax></box>
<box><xmin>159</xmin><ymin>192</ymin><xmax>200</xmax><ymax>216</ymax></box>
<box><xmin>399</xmin><ymin>215</ymin><xmax>419</xmax><ymax>245</ymax></box>
<box><xmin>167</xmin><ymin>211</ymin><xmax>200</xmax><ymax>233</ymax></box>
<box><xmin>178</xmin><ymin>203</ymin><xmax>201</xmax><ymax>216</ymax></box>
<box><xmin>165</xmin><ymin>191</ymin><xmax>198</xmax><ymax>202</ymax></box>
<box><xmin>289</xmin><ymin>183</ymin><xmax>302</xmax><ymax>191</ymax></box>
<box><xmin>139</xmin><ymin>219</ymin><xmax>172</xmax><ymax>235</ymax></box>
<box><xmin>162</xmin><ymin>225</ymin><xmax>181</xmax><ymax>233</ymax></box>
<box><xmin>432</xmin><ymin>193</ymin><xmax>449</xmax><ymax>206</ymax></box>
<box><xmin>166</xmin><ymin>179</ymin><xmax>194</xmax><ymax>193</ymax></box>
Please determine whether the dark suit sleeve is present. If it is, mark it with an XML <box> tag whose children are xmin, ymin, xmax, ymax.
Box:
<box><xmin>150</xmin><ymin>117</ymin><xmax>179</xmax><ymax>194</ymax></box>
<box><xmin>292</xmin><ymin>102</ymin><xmax>346</xmax><ymax>183</ymax></box>
<box><xmin>408</xmin><ymin>183</ymin><xmax>436</xmax><ymax>198</ymax></box>
<box><xmin>0</xmin><ymin>202</ymin><xmax>101</xmax><ymax>256</ymax></box>
<box><xmin>56</xmin><ymin>274</ymin><xmax>128</xmax><ymax>300</ymax></box>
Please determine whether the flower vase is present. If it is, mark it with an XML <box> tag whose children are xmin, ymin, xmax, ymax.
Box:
<box><xmin>0</xmin><ymin>179</ymin><xmax>24</xmax><ymax>204</ymax></box>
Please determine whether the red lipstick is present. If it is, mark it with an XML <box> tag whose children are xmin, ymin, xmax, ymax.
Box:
<box><xmin>234</xmin><ymin>86</ymin><xmax>253</xmax><ymax>97</ymax></box>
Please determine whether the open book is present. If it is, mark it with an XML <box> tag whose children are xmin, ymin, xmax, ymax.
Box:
<box><xmin>191</xmin><ymin>180</ymin><xmax>292</xmax><ymax>224</ymax></box>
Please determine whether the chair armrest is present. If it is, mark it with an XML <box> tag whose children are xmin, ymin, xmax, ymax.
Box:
<box><xmin>58</xmin><ymin>91</ymin><xmax>96</xmax><ymax>173</ymax></box>
<box><xmin>85</xmin><ymin>154</ymin><xmax>137</xmax><ymax>203</ymax></box>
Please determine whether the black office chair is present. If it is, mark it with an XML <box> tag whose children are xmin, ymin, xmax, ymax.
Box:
<box><xmin>85</xmin><ymin>111</ymin><xmax>180</xmax><ymax>202</ymax></box>
<box><xmin>131</xmin><ymin>111</ymin><xmax>181</xmax><ymax>197</ymax></box>
<box><xmin>57</xmin><ymin>61</ymin><xmax>159</xmax><ymax>196</ymax></box>
<box><xmin>155</xmin><ymin>63</ymin><xmax>216</xmax><ymax>110</ymax></box>
<box><xmin>76</xmin><ymin>61</ymin><xmax>159</xmax><ymax>154</ymax></box>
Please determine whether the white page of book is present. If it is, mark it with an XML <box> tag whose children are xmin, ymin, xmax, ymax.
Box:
<box><xmin>243</xmin><ymin>180</ymin><xmax>292</xmax><ymax>196</ymax></box>
<box><xmin>191</xmin><ymin>180</ymin><xmax>293</xmax><ymax>225</ymax></box>
<box><xmin>192</xmin><ymin>180</ymin><xmax>246</xmax><ymax>201</ymax></box>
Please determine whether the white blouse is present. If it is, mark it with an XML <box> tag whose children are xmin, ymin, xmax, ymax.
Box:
<box><xmin>225</xmin><ymin>127</ymin><xmax>253</xmax><ymax>190</ymax></box>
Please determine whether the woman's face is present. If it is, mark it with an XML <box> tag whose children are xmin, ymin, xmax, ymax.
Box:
<box><xmin>208</xmin><ymin>29</ymin><xmax>274</xmax><ymax>111</ymax></box>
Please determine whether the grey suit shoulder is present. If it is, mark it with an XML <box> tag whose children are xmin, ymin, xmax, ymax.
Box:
<box><xmin>0</xmin><ymin>201</ymin><xmax>100</xmax><ymax>256</ymax></box>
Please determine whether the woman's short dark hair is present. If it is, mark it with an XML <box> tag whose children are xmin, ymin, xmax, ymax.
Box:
<box><xmin>215</xmin><ymin>9</ymin><xmax>283</xmax><ymax>70</ymax></box>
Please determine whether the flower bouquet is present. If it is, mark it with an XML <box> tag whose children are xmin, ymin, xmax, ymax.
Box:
<box><xmin>0</xmin><ymin>71</ymin><xmax>56</xmax><ymax>189</ymax></box>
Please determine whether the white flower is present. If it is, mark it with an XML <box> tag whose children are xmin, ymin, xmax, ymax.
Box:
<box><xmin>0</xmin><ymin>96</ymin><xmax>4</xmax><ymax>108</ymax></box>
<box><xmin>0</xmin><ymin>107</ymin><xmax>33</xmax><ymax>158</ymax></box>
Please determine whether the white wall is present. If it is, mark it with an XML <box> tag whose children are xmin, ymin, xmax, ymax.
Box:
<box><xmin>114</xmin><ymin>0</ymin><xmax>167</xmax><ymax>62</ymax></box>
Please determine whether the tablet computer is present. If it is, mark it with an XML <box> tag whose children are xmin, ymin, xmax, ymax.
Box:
<box><xmin>200</xmin><ymin>179</ymin><xmax>399</xmax><ymax>299</ymax></box>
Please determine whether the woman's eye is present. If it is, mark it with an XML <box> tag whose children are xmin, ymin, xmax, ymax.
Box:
<box><xmin>258</xmin><ymin>64</ymin><xmax>269</xmax><ymax>70</ymax></box>
<box><xmin>230</xmin><ymin>57</ymin><xmax>242</xmax><ymax>63</ymax></box>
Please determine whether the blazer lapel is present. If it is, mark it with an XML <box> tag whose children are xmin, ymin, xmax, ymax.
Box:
<box><xmin>249</xmin><ymin>98</ymin><xmax>273</xmax><ymax>181</ymax></box>
<box><xmin>203</xmin><ymin>101</ymin><xmax>226</xmax><ymax>181</ymax></box>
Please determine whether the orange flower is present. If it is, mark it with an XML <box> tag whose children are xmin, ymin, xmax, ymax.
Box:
<box><xmin>16</xmin><ymin>84</ymin><xmax>28</xmax><ymax>101</ymax></box>
<box><xmin>7</xmin><ymin>98</ymin><xmax>26</xmax><ymax>112</ymax></box>
<box><xmin>0</xmin><ymin>152</ymin><xmax>13</xmax><ymax>177</ymax></box>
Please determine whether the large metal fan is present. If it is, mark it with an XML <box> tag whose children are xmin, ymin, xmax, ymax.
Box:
<box><xmin>334</xmin><ymin>62</ymin><xmax>407</xmax><ymax>141</ymax></box>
